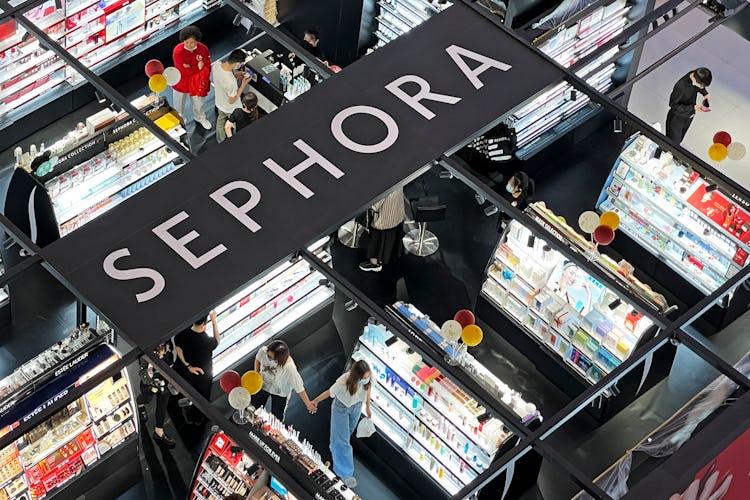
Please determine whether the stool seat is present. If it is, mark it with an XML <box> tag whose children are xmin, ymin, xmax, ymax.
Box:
<box><xmin>403</xmin><ymin>227</ymin><xmax>439</xmax><ymax>256</ymax></box>
<box><xmin>403</xmin><ymin>197</ymin><xmax>446</xmax><ymax>257</ymax></box>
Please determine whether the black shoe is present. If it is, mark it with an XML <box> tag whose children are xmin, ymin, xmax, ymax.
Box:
<box><xmin>181</xmin><ymin>407</ymin><xmax>195</xmax><ymax>425</ymax></box>
<box><xmin>153</xmin><ymin>431</ymin><xmax>176</xmax><ymax>448</ymax></box>
<box><xmin>138</xmin><ymin>405</ymin><xmax>148</xmax><ymax>423</ymax></box>
<box><xmin>708</xmin><ymin>13</ymin><xmax>725</xmax><ymax>23</ymax></box>
<box><xmin>359</xmin><ymin>261</ymin><xmax>382</xmax><ymax>272</ymax></box>
<box><xmin>177</xmin><ymin>398</ymin><xmax>192</xmax><ymax>408</ymax></box>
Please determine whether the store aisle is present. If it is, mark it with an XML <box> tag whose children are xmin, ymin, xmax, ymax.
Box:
<box><xmin>626</xmin><ymin>5</ymin><xmax>750</xmax><ymax>188</ymax></box>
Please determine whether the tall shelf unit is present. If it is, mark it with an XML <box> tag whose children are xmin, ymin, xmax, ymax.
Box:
<box><xmin>372</xmin><ymin>0</ymin><xmax>452</xmax><ymax>50</ymax></box>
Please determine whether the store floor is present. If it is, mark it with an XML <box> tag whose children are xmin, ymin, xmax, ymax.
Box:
<box><xmin>626</xmin><ymin>4</ymin><xmax>750</xmax><ymax>188</ymax></box>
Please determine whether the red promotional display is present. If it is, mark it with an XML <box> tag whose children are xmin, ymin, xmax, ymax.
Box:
<box><xmin>687</xmin><ymin>184</ymin><xmax>750</xmax><ymax>244</ymax></box>
<box><xmin>188</xmin><ymin>433</ymin><xmax>262</xmax><ymax>500</ymax></box>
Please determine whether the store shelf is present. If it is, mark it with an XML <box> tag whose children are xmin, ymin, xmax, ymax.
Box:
<box><xmin>91</xmin><ymin>397</ymin><xmax>132</xmax><ymax>424</ymax></box>
<box><xmin>19</xmin><ymin>416</ymin><xmax>89</xmax><ymax>467</ymax></box>
<box><xmin>67</xmin><ymin>0</ymin><xmax>102</xmax><ymax>18</ymax></box>
<box><xmin>0</xmin><ymin>60</ymin><xmax>65</xmax><ymax>101</ymax></box>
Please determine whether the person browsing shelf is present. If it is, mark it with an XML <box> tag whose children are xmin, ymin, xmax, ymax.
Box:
<box><xmin>665</xmin><ymin>67</ymin><xmax>712</xmax><ymax>144</ymax></box>
<box><xmin>254</xmin><ymin>340</ymin><xmax>317</xmax><ymax>421</ymax></box>
<box><xmin>137</xmin><ymin>340</ymin><xmax>176</xmax><ymax>448</ymax></box>
<box><xmin>172</xmin><ymin>25</ymin><xmax>212</xmax><ymax>130</ymax></box>
<box><xmin>312</xmin><ymin>360</ymin><xmax>372</xmax><ymax>488</ymax></box>
<box><xmin>212</xmin><ymin>49</ymin><xmax>251</xmax><ymax>143</ymax></box>
<box><xmin>174</xmin><ymin>311</ymin><xmax>220</xmax><ymax>424</ymax></box>
<box><xmin>225</xmin><ymin>93</ymin><xmax>260</xmax><ymax>139</ymax></box>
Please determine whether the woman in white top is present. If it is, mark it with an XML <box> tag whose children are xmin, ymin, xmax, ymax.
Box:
<box><xmin>254</xmin><ymin>340</ymin><xmax>316</xmax><ymax>421</ymax></box>
<box><xmin>312</xmin><ymin>360</ymin><xmax>372</xmax><ymax>488</ymax></box>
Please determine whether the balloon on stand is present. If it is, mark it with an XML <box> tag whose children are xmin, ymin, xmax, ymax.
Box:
<box><xmin>148</xmin><ymin>74</ymin><xmax>167</xmax><ymax>93</ymax></box>
<box><xmin>578</xmin><ymin>211</ymin><xmax>600</xmax><ymax>233</ymax></box>
<box><xmin>241</xmin><ymin>370</ymin><xmax>263</xmax><ymax>395</ymax></box>
<box><xmin>461</xmin><ymin>324</ymin><xmax>483</xmax><ymax>347</ymax></box>
<box><xmin>440</xmin><ymin>320</ymin><xmax>463</xmax><ymax>342</ymax></box>
<box><xmin>593</xmin><ymin>224</ymin><xmax>615</xmax><ymax>245</ymax></box>
<box><xmin>727</xmin><ymin>142</ymin><xmax>746</xmax><ymax>161</ymax></box>
<box><xmin>712</xmin><ymin>131</ymin><xmax>732</xmax><ymax>147</ymax></box>
<box><xmin>145</xmin><ymin>59</ymin><xmax>165</xmax><ymax>77</ymax></box>
<box><xmin>163</xmin><ymin>66</ymin><xmax>181</xmax><ymax>86</ymax></box>
<box><xmin>599</xmin><ymin>211</ymin><xmax>620</xmax><ymax>231</ymax></box>
<box><xmin>453</xmin><ymin>309</ymin><xmax>475</xmax><ymax>329</ymax></box>
<box><xmin>219</xmin><ymin>370</ymin><xmax>241</xmax><ymax>393</ymax></box>
<box><xmin>228</xmin><ymin>386</ymin><xmax>252</xmax><ymax>425</ymax></box>
<box><xmin>708</xmin><ymin>143</ymin><xmax>728</xmax><ymax>162</ymax></box>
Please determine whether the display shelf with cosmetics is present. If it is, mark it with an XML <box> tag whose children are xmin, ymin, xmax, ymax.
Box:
<box><xmin>597</xmin><ymin>133</ymin><xmax>750</xmax><ymax>295</ymax></box>
<box><xmin>349</xmin><ymin>310</ymin><xmax>536</xmax><ymax>496</ymax></box>
<box><xmin>479</xmin><ymin>213</ymin><xmax>665</xmax><ymax>385</ymax></box>
<box><xmin>0</xmin><ymin>342</ymin><xmax>138</xmax><ymax>500</ymax></box>
<box><xmin>4</xmin><ymin>93</ymin><xmax>188</xmax><ymax>237</ymax></box>
<box><xmin>0</xmin><ymin>0</ymin><xmax>212</xmax><ymax>131</ymax></box>
<box><xmin>208</xmin><ymin>237</ymin><xmax>334</xmax><ymax>376</ymax></box>
<box><xmin>371</xmin><ymin>0</ymin><xmax>452</xmax><ymax>50</ymax></box>
<box><xmin>510</xmin><ymin>0</ymin><xmax>637</xmax><ymax>159</ymax></box>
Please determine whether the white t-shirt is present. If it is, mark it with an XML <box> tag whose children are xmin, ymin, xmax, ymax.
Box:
<box><xmin>255</xmin><ymin>346</ymin><xmax>305</xmax><ymax>397</ymax></box>
<box><xmin>212</xmin><ymin>61</ymin><xmax>241</xmax><ymax>114</ymax></box>
<box><xmin>330</xmin><ymin>373</ymin><xmax>368</xmax><ymax>407</ymax></box>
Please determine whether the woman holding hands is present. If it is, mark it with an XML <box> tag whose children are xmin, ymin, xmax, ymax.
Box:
<box><xmin>312</xmin><ymin>360</ymin><xmax>372</xmax><ymax>488</ymax></box>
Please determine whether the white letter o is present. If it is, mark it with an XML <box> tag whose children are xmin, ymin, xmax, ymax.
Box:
<box><xmin>331</xmin><ymin>105</ymin><xmax>399</xmax><ymax>154</ymax></box>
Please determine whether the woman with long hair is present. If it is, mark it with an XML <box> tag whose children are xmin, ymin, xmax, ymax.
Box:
<box><xmin>312</xmin><ymin>360</ymin><xmax>372</xmax><ymax>488</ymax></box>
<box><xmin>254</xmin><ymin>340</ymin><xmax>316</xmax><ymax>421</ymax></box>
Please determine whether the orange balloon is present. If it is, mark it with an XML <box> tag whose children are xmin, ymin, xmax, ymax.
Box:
<box><xmin>599</xmin><ymin>211</ymin><xmax>620</xmax><ymax>231</ymax></box>
<box><xmin>708</xmin><ymin>143</ymin><xmax>728</xmax><ymax>162</ymax></box>
<box><xmin>461</xmin><ymin>324</ymin><xmax>483</xmax><ymax>347</ymax></box>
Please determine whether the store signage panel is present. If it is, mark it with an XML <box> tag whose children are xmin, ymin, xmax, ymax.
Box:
<box><xmin>42</xmin><ymin>4</ymin><xmax>563</xmax><ymax>348</ymax></box>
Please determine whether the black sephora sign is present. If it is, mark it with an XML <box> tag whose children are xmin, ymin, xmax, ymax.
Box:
<box><xmin>42</xmin><ymin>4</ymin><xmax>562</xmax><ymax>348</ymax></box>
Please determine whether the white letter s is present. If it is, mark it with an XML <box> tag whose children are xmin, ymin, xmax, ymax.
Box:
<box><xmin>103</xmin><ymin>248</ymin><xmax>165</xmax><ymax>303</ymax></box>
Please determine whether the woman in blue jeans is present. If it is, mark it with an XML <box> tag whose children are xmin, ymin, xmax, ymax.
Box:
<box><xmin>312</xmin><ymin>360</ymin><xmax>372</xmax><ymax>488</ymax></box>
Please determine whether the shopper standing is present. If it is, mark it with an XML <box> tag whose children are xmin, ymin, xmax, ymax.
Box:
<box><xmin>212</xmin><ymin>49</ymin><xmax>251</xmax><ymax>143</ymax></box>
<box><xmin>174</xmin><ymin>311</ymin><xmax>220</xmax><ymax>424</ymax></box>
<box><xmin>254</xmin><ymin>340</ymin><xmax>317</xmax><ymax>421</ymax></box>
<box><xmin>359</xmin><ymin>187</ymin><xmax>405</xmax><ymax>273</ymax></box>
<box><xmin>225</xmin><ymin>92</ymin><xmax>260</xmax><ymax>139</ymax></box>
<box><xmin>665</xmin><ymin>68</ymin><xmax>712</xmax><ymax>144</ymax></box>
<box><xmin>289</xmin><ymin>28</ymin><xmax>328</xmax><ymax>65</ymax></box>
<box><xmin>172</xmin><ymin>25</ymin><xmax>212</xmax><ymax>130</ymax></box>
<box><xmin>137</xmin><ymin>340</ymin><xmax>176</xmax><ymax>448</ymax></box>
<box><xmin>312</xmin><ymin>360</ymin><xmax>372</xmax><ymax>488</ymax></box>
<box><xmin>497</xmin><ymin>171</ymin><xmax>534</xmax><ymax>231</ymax></box>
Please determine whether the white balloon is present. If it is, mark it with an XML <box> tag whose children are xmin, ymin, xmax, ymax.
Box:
<box><xmin>163</xmin><ymin>66</ymin><xmax>181</xmax><ymax>86</ymax></box>
<box><xmin>727</xmin><ymin>142</ymin><xmax>746</xmax><ymax>161</ymax></box>
<box><xmin>578</xmin><ymin>211</ymin><xmax>600</xmax><ymax>234</ymax></box>
<box><xmin>228</xmin><ymin>387</ymin><xmax>251</xmax><ymax>410</ymax></box>
<box><xmin>441</xmin><ymin>320</ymin><xmax>463</xmax><ymax>342</ymax></box>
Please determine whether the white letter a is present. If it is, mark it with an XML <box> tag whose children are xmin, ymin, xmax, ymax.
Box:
<box><xmin>446</xmin><ymin>45</ymin><xmax>511</xmax><ymax>90</ymax></box>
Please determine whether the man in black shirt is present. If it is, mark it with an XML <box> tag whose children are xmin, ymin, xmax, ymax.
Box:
<box><xmin>224</xmin><ymin>92</ymin><xmax>260</xmax><ymax>139</ymax></box>
<box><xmin>289</xmin><ymin>28</ymin><xmax>328</xmax><ymax>66</ymax></box>
<box><xmin>665</xmin><ymin>67</ymin><xmax>712</xmax><ymax>144</ymax></box>
<box><xmin>174</xmin><ymin>311</ymin><xmax>220</xmax><ymax>424</ymax></box>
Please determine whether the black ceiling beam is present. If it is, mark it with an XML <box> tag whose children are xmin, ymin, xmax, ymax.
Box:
<box><xmin>676</xmin><ymin>329</ymin><xmax>750</xmax><ymax>391</ymax></box>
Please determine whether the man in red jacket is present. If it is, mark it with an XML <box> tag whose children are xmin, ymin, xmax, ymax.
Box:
<box><xmin>172</xmin><ymin>26</ymin><xmax>212</xmax><ymax>130</ymax></box>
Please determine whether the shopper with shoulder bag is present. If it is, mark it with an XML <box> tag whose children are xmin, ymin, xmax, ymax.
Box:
<box><xmin>359</xmin><ymin>187</ymin><xmax>405</xmax><ymax>273</ymax></box>
<box><xmin>137</xmin><ymin>340</ymin><xmax>176</xmax><ymax>448</ymax></box>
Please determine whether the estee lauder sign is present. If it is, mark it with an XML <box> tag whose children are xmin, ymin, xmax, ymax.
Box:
<box><xmin>42</xmin><ymin>4</ymin><xmax>562</xmax><ymax>348</ymax></box>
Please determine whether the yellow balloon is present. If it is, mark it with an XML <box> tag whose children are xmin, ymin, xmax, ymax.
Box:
<box><xmin>708</xmin><ymin>143</ymin><xmax>728</xmax><ymax>162</ymax></box>
<box><xmin>599</xmin><ymin>211</ymin><xmax>620</xmax><ymax>231</ymax></box>
<box><xmin>148</xmin><ymin>74</ymin><xmax>167</xmax><ymax>93</ymax></box>
<box><xmin>461</xmin><ymin>324</ymin><xmax>483</xmax><ymax>347</ymax></box>
<box><xmin>241</xmin><ymin>370</ymin><xmax>263</xmax><ymax>395</ymax></box>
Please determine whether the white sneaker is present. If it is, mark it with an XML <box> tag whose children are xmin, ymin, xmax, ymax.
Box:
<box><xmin>342</xmin><ymin>477</ymin><xmax>357</xmax><ymax>488</ymax></box>
<box><xmin>197</xmin><ymin>118</ymin><xmax>212</xmax><ymax>130</ymax></box>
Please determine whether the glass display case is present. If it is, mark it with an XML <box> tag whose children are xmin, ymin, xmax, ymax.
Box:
<box><xmin>209</xmin><ymin>237</ymin><xmax>334</xmax><ymax>376</ymax></box>
<box><xmin>372</xmin><ymin>0</ymin><xmax>451</xmax><ymax>50</ymax></box>
<box><xmin>0</xmin><ymin>343</ymin><xmax>136</xmax><ymax>500</ymax></box>
<box><xmin>481</xmin><ymin>216</ymin><xmax>662</xmax><ymax>383</ymax></box>
<box><xmin>511</xmin><ymin>0</ymin><xmax>632</xmax><ymax>158</ymax></box>
<box><xmin>351</xmin><ymin>321</ymin><xmax>514</xmax><ymax>495</ymax></box>
<box><xmin>7</xmin><ymin>94</ymin><xmax>188</xmax><ymax>236</ymax></box>
<box><xmin>597</xmin><ymin>133</ymin><xmax>750</xmax><ymax>294</ymax></box>
<box><xmin>0</xmin><ymin>0</ymin><xmax>207</xmax><ymax>125</ymax></box>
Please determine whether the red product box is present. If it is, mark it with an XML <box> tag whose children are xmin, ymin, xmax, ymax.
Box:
<box><xmin>625</xmin><ymin>311</ymin><xmax>644</xmax><ymax>332</ymax></box>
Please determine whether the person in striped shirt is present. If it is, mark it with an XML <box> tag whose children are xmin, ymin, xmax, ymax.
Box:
<box><xmin>359</xmin><ymin>188</ymin><xmax>405</xmax><ymax>272</ymax></box>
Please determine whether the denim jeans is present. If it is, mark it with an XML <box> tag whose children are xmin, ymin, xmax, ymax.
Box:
<box><xmin>329</xmin><ymin>398</ymin><xmax>362</xmax><ymax>479</ymax></box>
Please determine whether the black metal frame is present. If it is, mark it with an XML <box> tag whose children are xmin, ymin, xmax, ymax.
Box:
<box><xmin>0</xmin><ymin>1</ymin><xmax>746</xmax><ymax>499</ymax></box>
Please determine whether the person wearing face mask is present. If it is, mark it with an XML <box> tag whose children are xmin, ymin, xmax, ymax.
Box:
<box><xmin>212</xmin><ymin>50</ymin><xmax>251</xmax><ymax>143</ymax></box>
<box><xmin>224</xmin><ymin>92</ymin><xmax>261</xmax><ymax>139</ymax></box>
<box><xmin>497</xmin><ymin>171</ymin><xmax>534</xmax><ymax>231</ymax></box>
<box><xmin>172</xmin><ymin>25</ymin><xmax>212</xmax><ymax>130</ymax></box>
<box><xmin>253</xmin><ymin>340</ymin><xmax>317</xmax><ymax>421</ymax></box>
<box><xmin>665</xmin><ymin>67</ymin><xmax>712</xmax><ymax>144</ymax></box>
<box><xmin>311</xmin><ymin>360</ymin><xmax>372</xmax><ymax>488</ymax></box>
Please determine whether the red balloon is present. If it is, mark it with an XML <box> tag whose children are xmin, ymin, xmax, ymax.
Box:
<box><xmin>219</xmin><ymin>371</ymin><xmax>241</xmax><ymax>393</ymax></box>
<box><xmin>593</xmin><ymin>225</ymin><xmax>615</xmax><ymax>246</ymax></box>
<box><xmin>713</xmin><ymin>131</ymin><xmax>732</xmax><ymax>147</ymax></box>
<box><xmin>145</xmin><ymin>59</ymin><xmax>165</xmax><ymax>77</ymax></box>
<box><xmin>453</xmin><ymin>309</ymin><xmax>475</xmax><ymax>328</ymax></box>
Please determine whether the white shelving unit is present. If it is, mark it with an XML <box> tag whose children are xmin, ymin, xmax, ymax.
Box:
<box><xmin>372</xmin><ymin>0</ymin><xmax>451</xmax><ymax>50</ymax></box>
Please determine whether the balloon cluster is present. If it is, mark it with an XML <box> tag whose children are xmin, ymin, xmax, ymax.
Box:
<box><xmin>440</xmin><ymin>309</ymin><xmax>483</xmax><ymax>347</ymax></box>
<box><xmin>145</xmin><ymin>59</ymin><xmax>181</xmax><ymax>94</ymax></box>
<box><xmin>709</xmin><ymin>131</ymin><xmax>745</xmax><ymax>162</ymax></box>
<box><xmin>578</xmin><ymin>210</ymin><xmax>619</xmax><ymax>246</ymax></box>
<box><xmin>219</xmin><ymin>370</ymin><xmax>263</xmax><ymax>413</ymax></box>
